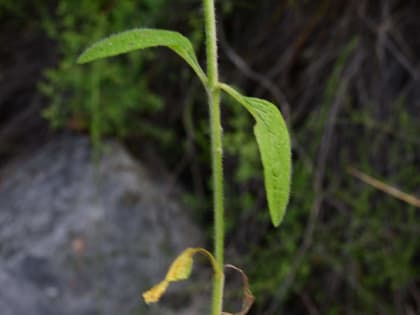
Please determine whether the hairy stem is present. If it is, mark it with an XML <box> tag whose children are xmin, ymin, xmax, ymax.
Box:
<box><xmin>203</xmin><ymin>0</ymin><xmax>224</xmax><ymax>314</ymax></box>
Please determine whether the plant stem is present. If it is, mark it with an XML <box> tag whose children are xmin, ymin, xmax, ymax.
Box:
<box><xmin>203</xmin><ymin>0</ymin><xmax>224</xmax><ymax>314</ymax></box>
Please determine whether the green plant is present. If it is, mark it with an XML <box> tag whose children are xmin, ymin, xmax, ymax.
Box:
<box><xmin>77</xmin><ymin>1</ymin><xmax>292</xmax><ymax>314</ymax></box>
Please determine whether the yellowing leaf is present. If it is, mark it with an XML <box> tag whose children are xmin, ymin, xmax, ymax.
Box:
<box><xmin>166</xmin><ymin>248</ymin><xmax>195</xmax><ymax>281</ymax></box>
<box><xmin>142</xmin><ymin>280</ymin><xmax>169</xmax><ymax>304</ymax></box>
<box><xmin>141</xmin><ymin>247</ymin><xmax>220</xmax><ymax>305</ymax></box>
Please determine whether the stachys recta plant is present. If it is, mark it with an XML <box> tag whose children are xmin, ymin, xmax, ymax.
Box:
<box><xmin>77</xmin><ymin>1</ymin><xmax>291</xmax><ymax>314</ymax></box>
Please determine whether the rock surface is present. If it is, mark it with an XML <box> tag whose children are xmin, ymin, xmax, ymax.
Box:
<box><xmin>0</xmin><ymin>135</ymin><xmax>208</xmax><ymax>315</ymax></box>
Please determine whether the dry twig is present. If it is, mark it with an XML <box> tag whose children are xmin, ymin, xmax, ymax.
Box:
<box><xmin>347</xmin><ymin>167</ymin><xmax>420</xmax><ymax>208</ymax></box>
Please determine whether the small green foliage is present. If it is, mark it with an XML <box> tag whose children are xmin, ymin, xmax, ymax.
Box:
<box><xmin>40</xmin><ymin>0</ymin><xmax>170</xmax><ymax>141</ymax></box>
<box><xmin>78</xmin><ymin>28</ymin><xmax>207</xmax><ymax>85</ymax></box>
<box><xmin>220</xmin><ymin>83</ymin><xmax>292</xmax><ymax>227</ymax></box>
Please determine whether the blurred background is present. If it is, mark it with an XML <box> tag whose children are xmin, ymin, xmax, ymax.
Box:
<box><xmin>1</xmin><ymin>1</ymin><xmax>419</xmax><ymax>314</ymax></box>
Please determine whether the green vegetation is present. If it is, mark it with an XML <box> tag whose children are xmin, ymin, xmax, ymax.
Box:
<box><xmin>2</xmin><ymin>0</ymin><xmax>419</xmax><ymax>314</ymax></box>
<box><xmin>40</xmin><ymin>0</ymin><xmax>170</xmax><ymax>149</ymax></box>
<box><xmin>77</xmin><ymin>0</ymin><xmax>292</xmax><ymax>313</ymax></box>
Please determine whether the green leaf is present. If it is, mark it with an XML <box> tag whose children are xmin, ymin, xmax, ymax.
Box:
<box><xmin>77</xmin><ymin>28</ymin><xmax>207</xmax><ymax>85</ymax></box>
<box><xmin>220</xmin><ymin>83</ymin><xmax>291</xmax><ymax>227</ymax></box>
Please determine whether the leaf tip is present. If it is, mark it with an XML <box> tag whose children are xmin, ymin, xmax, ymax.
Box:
<box><xmin>271</xmin><ymin>197</ymin><xmax>290</xmax><ymax>227</ymax></box>
<box><xmin>272</xmin><ymin>216</ymin><xmax>282</xmax><ymax>228</ymax></box>
<box><xmin>76</xmin><ymin>52</ymin><xmax>88</xmax><ymax>64</ymax></box>
<box><xmin>270</xmin><ymin>213</ymin><xmax>281</xmax><ymax>227</ymax></box>
<box><xmin>142</xmin><ymin>280</ymin><xmax>169</xmax><ymax>304</ymax></box>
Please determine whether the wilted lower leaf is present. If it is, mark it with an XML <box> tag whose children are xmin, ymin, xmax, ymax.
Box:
<box><xmin>142</xmin><ymin>247</ymin><xmax>220</xmax><ymax>304</ymax></box>
<box><xmin>143</xmin><ymin>280</ymin><xmax>169</xmax><ymax>304</ymax></box>
<box><xmin>166</xmin><ymin>248</ymin><xmax>195</xmax><ymax>281</ymax></box>
<box><xmin>220</xmin><ymin>83</ymin><xmax>291</xmax><ymax>227</ymax></box>
<box><xmin>222</xmin><ymin>264</ymin><xmax>255</xmax><ymax>315</ymax></box>
<box><xmin>77</xmin><ymin>28</ymin><xmax>207</xmax><ymax>85</ymax></box>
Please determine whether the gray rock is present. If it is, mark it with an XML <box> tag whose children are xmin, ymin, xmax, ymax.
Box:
<box><xmin>0</xmin><ymin>136</ymin><xmax>209</xmax><ymax>315</ymax></box>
